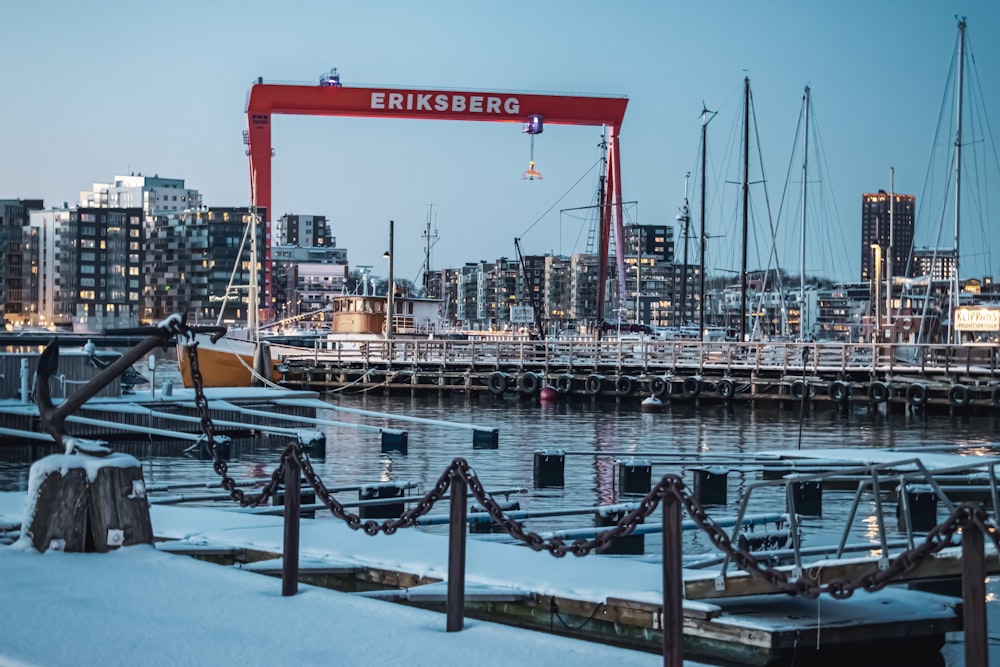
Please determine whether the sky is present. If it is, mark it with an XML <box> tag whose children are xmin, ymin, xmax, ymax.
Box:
<box><xmin>3</xmin><ymin>0</ymin><xmax>1000</xmax><ymax>288</ymax></box>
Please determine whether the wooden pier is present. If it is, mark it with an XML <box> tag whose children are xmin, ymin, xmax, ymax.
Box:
<box><xmin>277</xmin><ymin>338</ymin><xmax>1000</xmax><ymax>413</ymax></box>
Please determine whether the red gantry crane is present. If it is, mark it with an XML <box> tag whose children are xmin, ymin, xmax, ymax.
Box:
<box><xmin>244</xmin><ymin>76</ymin><xmax>629</xmax><ymax>323</ymax></box>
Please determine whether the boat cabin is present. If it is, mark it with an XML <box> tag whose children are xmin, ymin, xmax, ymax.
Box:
<box><xmin>330</xmin><ymin>294</ymin><xmax>441</xmax><ymax>336</ymax></box>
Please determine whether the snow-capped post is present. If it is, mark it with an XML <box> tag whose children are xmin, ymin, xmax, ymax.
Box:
<box><xmin>446</xmin><ymin>468</ymin><xmax>467</xmax><ymax>632</ymax></box>
<box><xmin>23</xmin><ymin>326</ymin><xmax>186</xmax><ymax>552</ymax></box>
<box><xmin>22</xmin><ymin>453</ymin><xmax>153</xmax><ymax>552</ymax></box>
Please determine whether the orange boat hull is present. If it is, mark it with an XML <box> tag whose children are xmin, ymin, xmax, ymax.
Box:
<box><xmin>177</xmin><ymin>341</ymin><xmax>282</xmax><ymax>388</ymax></box>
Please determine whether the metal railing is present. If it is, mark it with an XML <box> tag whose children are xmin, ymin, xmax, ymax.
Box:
<box><xmin>279</xmin><ymin>338</ymin><xmax>1000</xmax><ymax>380</ymax></box>
<box><xmin>177</xmin><ymin>335</ymin><xmax>998</xmax><ymax>667</ymax></box>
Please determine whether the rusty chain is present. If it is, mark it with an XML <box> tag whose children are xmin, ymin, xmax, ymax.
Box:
<box><xmin>180</xmin><ymin>324</ymin><xmax>1000</xmax><ymax>598</ymax></box>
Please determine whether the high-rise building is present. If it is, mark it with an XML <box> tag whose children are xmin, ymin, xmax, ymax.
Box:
<box><xmin>0</xmin><ymin>199</ymin><xmax>44</xmax><ymax>325</ymax></box>
<box><xmin>143</xmin><ymin>207</ymin><xmax>264</xmax><ymax>324</ymax></box>
<box><xmin>861</xmin><ymin>191</ymin><xmax>915</xmax><ymax>281</ymax></box>
<box><xmin>275</xmin><ymin>214</ymin><xmax>331</xmax><ymax>247</ymax></box>
<box><xmin>61</xmin><ymin>207</ymin><xmax>144</xmax><ymax>329</ymax></box>
<box><xmin>80</xmin><ymin>174</ymin><xmax>201</xmax><ymax>215</ymax></box>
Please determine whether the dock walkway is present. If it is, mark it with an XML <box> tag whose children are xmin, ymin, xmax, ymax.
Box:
<box><xmin>0</xmin><ymin>492</ymin><xmax>969</xmax><ymax>665</ymax></box>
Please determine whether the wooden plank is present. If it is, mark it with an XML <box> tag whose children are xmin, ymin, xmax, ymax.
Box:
<box><xmin>88</xmin><ymin>465</ymin><xmax>153</xmax><ymax>551</ymax></box>
<box><xmin>28</xmin><ymin>467</ymin><xmax>89</xmax><ymax>552</ymax></box>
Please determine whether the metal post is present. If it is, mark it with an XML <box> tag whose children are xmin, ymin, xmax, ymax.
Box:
<box><xmin>385</xmin><ymin>220</ymin><xmax>395</xmax><ymax>342</ymax></box>
<box><xmin>962</xmin><ymin>517</ymin><xmax>987</xmax><ymax>667</ymax></box>
<box><xmin>446</xmin><ymin>472</ymin><xmax>467</xmax><ymax>632</ymax></box>
<box><xmin>661</xmin><ymin>489</ymin><xmax>683</xmax><ymax>667</ymax></box>
<box><xmin>281</xmin><ymin>451</ymin><xmax>301</xmax><ymax>597</ymax></box>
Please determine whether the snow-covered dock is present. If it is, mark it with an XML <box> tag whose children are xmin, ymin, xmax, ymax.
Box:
<box><xmin>0</xmin><ymin>491</ymin><xmax>966</xmax><ymax>666</ymax></box>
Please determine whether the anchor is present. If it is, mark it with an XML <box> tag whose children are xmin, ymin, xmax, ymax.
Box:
<box><xmin>35</xmin><ymin>314</ymin><xmax>227</xmax><ymax>456</ymax></box>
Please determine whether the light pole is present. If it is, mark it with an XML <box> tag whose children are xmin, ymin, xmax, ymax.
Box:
<box><xmin>383</xmin><ymin>219</ymin><xmax>395</xmax><ymax>340</ymax></box>
<box><xmin>871</xmin><ymin>243</ymin><xmax>882</xmax><ymax>343</ymax></box>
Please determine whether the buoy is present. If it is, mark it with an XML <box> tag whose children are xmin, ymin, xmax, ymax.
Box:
<box><xmin>640</xmin><ymin>396</ymin><xmax>663</xmax><ymax>413</ymax></box>
<box><xmin>539</xmin><ymin>385</ymin><xmax>560</xmax><ymax>403</ymax></box>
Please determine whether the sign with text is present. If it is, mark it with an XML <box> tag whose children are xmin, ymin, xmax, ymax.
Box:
<box><xmin>510</xmin><ymin>306</ymin><xmax>535</xmax><ymax>324</ymax></box>
<box><xmin>954</xmin><ymin>306</ymin><xmax>1000</xmax><ymax>331</ymax></box>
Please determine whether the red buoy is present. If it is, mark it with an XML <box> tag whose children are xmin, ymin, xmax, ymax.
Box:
<box><xmin>539</xmin><ymin>385</ymin><xmax>560</xmax><ymax>403</ymax></box>
<box><xmin>640</xmin><ymin>396</ymin><xmax>663</xmax><ymax>413</ymax></box>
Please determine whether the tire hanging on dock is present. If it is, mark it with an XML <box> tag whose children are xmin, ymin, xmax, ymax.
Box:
<box><xmin>649</xmin><ymin>376</ymin><xmax>668</xmax><ymax>398</ymax></box>
<box><xmin>992</xmin><ymin>385</ymin><xmax>1000</xmax><ymax>408</ymax></box>
<box><xmin>488</xmin><ymin>371</ymin><xmax>509</xmax><ymax>396</ymax></box>
<box><xmin>828</xmin><ymin>380</ymin><xmax>850</xmax><ymax>404</ymax></box>
<box><xmin>867</xmin><ymin>381</ymin><xmax>890</xmax><ymax>404</ymax></box>
<box><xmin>948</xmin><ymin>383</ymin><xmax>971</xmax><ymax>407</ymax></box>
<box><xmin>520</xmin><ymin>372</ymin><xmax>542</xmax><ymax>396</ymax></box>
<box><xmin>905</xmin><ymin>383</ymin><xmax>928</xmax><ymax>408</ymax></box>
<box><xmin>790</xmin><ymin>379</ymin><xmax>809</xmax><ymax>400</ymax></box>
<box><xmin>585</xmin><ymin>375</ymin><xmax>603</xmax><ymax>395</ymax></box>
<box><xmin>615</xmin><ymin>376</ymin><xmax>634</xmax><ymax>395</ymax></box>
<box><xmin>682</xmin><ymin>377</ymin><xmax>702</xmax><ymax>399</ymax></box>
<box><xmin>716</xmin><ymin>379</ymin><xmax>735</xmax><ymax>400</ymax></box>
<box><xmin>556</xmin><ymin>374</ymin><xmax>573</xmax><ymax>394</ymax></box>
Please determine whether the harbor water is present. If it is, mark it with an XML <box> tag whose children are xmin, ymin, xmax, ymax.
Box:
<box><xmin>0</xmin><ymin>355</ymin><xmax>997</xmax><ymax>665</ymax></box>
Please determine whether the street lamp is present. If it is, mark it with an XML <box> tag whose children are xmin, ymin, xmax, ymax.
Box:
<box><xmin>383</xmin><ymin>219</ymin><xmax>395</xmax><ymax>340</ymax></box>
<box><xmin>871</xmin><ymin>243</ymin><xmax>882</xmax><ymax>343</ymax></box>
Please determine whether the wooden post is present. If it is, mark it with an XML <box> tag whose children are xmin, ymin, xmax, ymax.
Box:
<box><xmin>962</xmin><ymin>518</ymin><xmax>987</xmax><ymax>667</ymax></box>
<box><xmin>446</xmin><ymin>473</ymin><xmax>467</xmax><ymax>632</ymax></box>
<box><xmin>282</xmin><ymin>453</ymin><xmax>301</xmax><ymax>597</ymax></box>
<box><xmin>661</xmin><ymin>490</ymin><xmax>683</xmax><ymax>667</ymax></box>
<box><xmin>26</xmin><ymin>453</ymin><xmax>152</xmax><ymax>553</ymax></box>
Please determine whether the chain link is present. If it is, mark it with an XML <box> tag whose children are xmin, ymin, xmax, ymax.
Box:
<box><xmin>181</xmin><ymin>331</ymin><xmax>1000</xmax><ymax>598</ymax></box>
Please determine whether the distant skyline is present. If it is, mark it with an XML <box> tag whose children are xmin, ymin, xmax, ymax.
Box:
<box><xmin>3</xmin><ymin>1</ymin><xmax>999</xmax><ymax>287</ymax></box>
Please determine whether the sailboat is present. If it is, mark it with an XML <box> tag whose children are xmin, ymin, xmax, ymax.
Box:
<box><xmin>175</xmin><ymin>203</ymin><xmax>290</xmax><ymax>387</ymax></box>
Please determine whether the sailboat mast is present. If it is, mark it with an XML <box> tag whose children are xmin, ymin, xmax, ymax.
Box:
<box><xmin>887</xmin><ymin>167</ymin><xmax>894</xmax><ymax>337</ymax></box>
<box><xmin>677</xmin><ymin>173</ymin><xmax>691</xmax><ymax>325</ymax></box>
<box><xmin>952</xmin><ymin>17</ymin><xmax>966</xmax><ymax>344</ymax></box>
<box><xmin>699</xmin><ymin>105</ymin><xmax>715</xmax><ymax>336</ymax></box>
<box><xmin>799</xmin><ymin>85</ymin><xmax>810</xmax><ymax>340</ymax></box>
<box><xmin>422</xmin><ymin>202</ymin><xmax>436</xmax><ymax>295</ymax></box>
<box><xmin>248</xmin><ymin>220</ymin><xmax>259</xmax><ymax>340</ymax></box>
<box><xmin>740</xmin><ymin>77</ymin><xmax>750</xmax><ymax>342</ymax></box>
<box><xmin>248</xmin><ymin>184</ymin><xmax>259</xmax><ymax>342</ymax></box>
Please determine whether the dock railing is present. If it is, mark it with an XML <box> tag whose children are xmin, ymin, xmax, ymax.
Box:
<box><xmin>168</xmin><ymin>337</ymin><xmax>999</xmax><ymax>667</ymax></box>
<box><xmin>282</xmin><ymin>337</ymin><xmax>1000</xmax><ymax>380</ymax></box>
<box><xmin>173</xmin><ymin>338</ymin><xmax>999</xmax><ymax>667</ymax></box>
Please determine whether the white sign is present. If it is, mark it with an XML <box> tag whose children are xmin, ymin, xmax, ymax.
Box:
<box><xmin>954</xmin><ymin>307</ymin><xmax>1000</xmax><ymax>332</ymax></box>
<box><xmin>370</xmin><ymin>92</ymin><xmax>520</xmax><ymax>115</ymax></box>
<box><xmin>510</xmin><ymin>306</ymin><xmax>534</xmax><ymax>324</ymax></box>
